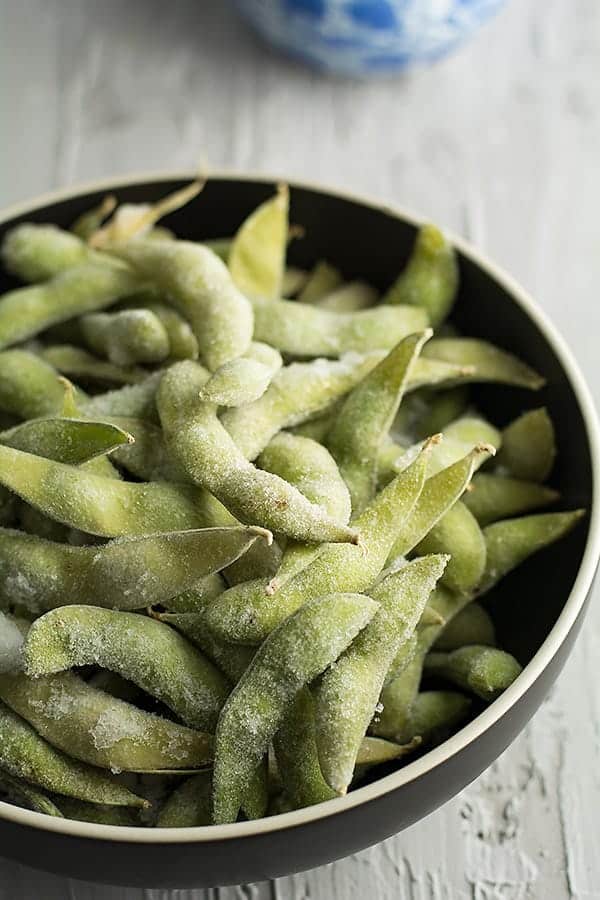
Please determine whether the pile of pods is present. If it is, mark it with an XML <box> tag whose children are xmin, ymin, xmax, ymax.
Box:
<box><xmin>0</xmin><ymin>184</ymin><xmax>584</xmax><ymax>827</ymax></box>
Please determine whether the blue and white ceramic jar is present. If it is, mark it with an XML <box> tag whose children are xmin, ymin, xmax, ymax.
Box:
<box><xmin>234</xmin><ymin>0</ymin><xmax>506</xmax><ymax>76</ymax></box>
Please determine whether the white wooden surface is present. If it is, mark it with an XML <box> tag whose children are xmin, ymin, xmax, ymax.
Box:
<box><xmin>1</xmin><ymin>1</ymin><xmax>599</xmax><ymax>896</ymax></box>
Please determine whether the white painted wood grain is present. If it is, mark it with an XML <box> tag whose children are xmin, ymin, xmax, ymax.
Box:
<box><xmin>0</xmin><ymin>0</ymin><xmax>599</xmax><ymax>896</ymax></box>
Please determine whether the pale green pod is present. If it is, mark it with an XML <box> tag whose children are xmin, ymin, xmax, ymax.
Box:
<box><xmin>122</xmin><ymin>299</ymin><xmax>199</xmax><ymax>360</ymax></box>
<box><xmin>23</xmin><ymin>606</ymin><xmax>230</xmax><ymax>731</ymax></box>
<box><xmin>314</xmin><ymin>554</ymin><xmax>448</xmax><ymax>794</ymax></box>
<box><xmin>0</xmin><ymin>260</ymin><xmax>141</xmax><ymax>350</ymax></box>
<box><xmin>0</xmin><ymin>416</ymin><xmax>133</xmax><ymax>465</ymax></box>
<box><xmin>58</xmin><ymin>797</ymin><xmax>141</xmax><ymax>827</ymax></box>
<box><xmin>229</xmin><ymin>185</ymin><xmax>288</xmax><ymax>300</ymax></box>
<box><xmin>110</xmin><ymin>240</ymin><xmax>254</xmax><ymax>372</ymax></box>
<box><xmin>0</xmin><ymin>671</ymin><xmax>213</xmax><ymax>773</ymax></box>
<box><xmin>157</xmin><ymin>361</ymin><xmax>358</xmax><ymax>545</ymax></box>
<box><xmin>406</xmin><ymin>690</ymin><xmax>472</xmax><ymax>745</ymax></box>
<box><xmin>212</xmin><ymin>591</ymin><xmax>379</xmax><ymax>823</ymax></box>
<box><xmin>424</xmin><ymin>645</ymin><xmax>522</xmax><ymax>701</ymax></box>
<box><xmin>198</xmin><ymin>342</ymin><xmax>283</xmax><ymax>407</ymax></box>
<box><xmin>156</xmin><ymin>772</ymin><xmax>212</xmax><ymax>827</ymax></box>
<box><xmin>414</xmin><ymin>501</ymin><xmax>487</xmax><ymax>594</ymax></box>
<box><xmin>0</xmin><ymin>525</ymin><xmax>268</xmax><ymax>616</ymax></box>
<box><xmin>81</xmin><ymin>371</ymin><xmax>163</xmax><ymax>421</ymax></box>
<box><xmin>327</xmin><ymin>331</ymin><xmax>431</xmax><ymax>513</ymax></box>
<box><xmin>463</xmin><ymin>473</ymin><xmax>559</xmax><ymax>526</ymax></box>
<box><xmin>101</xmin><ymin>416</ymin><xmax>183</xmax><ymax>481</ymax></box>
<box><xmin>434</xmin><ymin>602</ymin><xmax>496</xmax><ymax>651</ymax></box>
<box><xmin>162</xmin><ymin>573</ymin><xmax>226</xmax><ymax>612</ymax></box>
<box><xmin>494</xmin><ymin>408</ymin><xmax>556</xmax><ymax>482</ymax></box>
<box><xmin>258</xmin><ymin>431</ymin><xmax>352</xmax><ymax>588</ymax></box>
<box><xmin>282</xmin><ymin>266</ymin><xmax>308</xmax><ymax>297</ymax></box>
<box><xmin>315</xmin><ymin>281</ymin><xmax>379</xmax><ymax>312</ymax></box>
<box><xmin>17</xmin><ymin>504</ymin><xmax>70</xmax><ymax>544</ymax></box>
<box><xmin>384</xmin><ymin>225</ymin><xmax>458</xmax><ymax>328</ymax></box>
<box><xmin>81</xmin><ymin>309</ymin><xmax>170</xmax><ymax>367</ymax></box>
<box><xmin>413</xmin><ymin>386</ymin><xmax>470</xmax><ymax>438</ymax></box>
<box><xmin>0</xmin><ymin>700</ymin><xmax>147</xmax><ymax>805</ymax></box>
<box><xmin>288</xmin><ymin>406</ymin><xmax>340</xmax><ymax>443</ymax></box>
<box><xmin>478</xmin><ymin>510</ymin><xmax>586</xmax><ymax>595</ymax></box>
<box><xmin>41</xmin><ymin>345</ymin><xmax>147</xmax><ymax>386</ymax></box>
<box><xmin>250</xmin><ymin>295</ymin><xmax>428</xmax><ymax>358</ymax></box>
<box><xmin>156</xmin><ymin>611</ymin><xmax>254</xmax><ymax>683</ymax></box>
<box><xmin>422</xmin><ymin>338</ymin><xmax>545</xmax><ymax>390</ymax></box>
<box><xmin>387</xmin><ymin>444</ymin><xmax>494</xmax><ymax>563</ymax></box>
<box><xmin>204</xmin><ymin>442</ymin><xmax>430</xmax><ymax>645</ymax></box>
<box><xmin>298</xmin><ymin>260</ymin><xmax>343</xmax><ymax>303</ymax></box>
<box><xmin>0</xmin><ymin>444</ymin><xmax>227</xmax><ymax>537</ymax></box>
<box><xmin>0</xmin><ymin>350</ymin><xmax>86</xmax><ymax>419</ymax></box>
<box><xmin>71</xmin><ymin>195</ymin><xmax>118</xmax><ymax>241</ymax></box>
<box><xmin>221</xmin><ymin>352</ymin><xmax>384</xmax><ymax>461</ymax></box>
<box><xmin>1</xmin><ymin>223</ymin><xmax>92</xmax><ymax>282</ymax></box>
<box><xmin>0</xmin><ymin>770</ymin><xmax>64</xmax><ymax>817</ymax></box>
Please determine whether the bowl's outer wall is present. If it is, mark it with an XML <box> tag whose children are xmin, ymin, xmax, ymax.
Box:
<box><xmin>0</xmin><ymin>178</ymin><xmax>594</xmax><ymax>888</ymax></box>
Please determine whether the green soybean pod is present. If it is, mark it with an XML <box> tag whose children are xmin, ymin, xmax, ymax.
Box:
<box><xmin>315</xmin><ymin>281</ymin><xmax>379</xmax><ymax>312</ymax></box>
<box><xmin>156</xmin><ymin>772</ymin><xmax>213</xmax><ymax>827</ymax></box>
<box><xmin>298</xmin><ymin>261</ymin><xmax>343</xmax><ymax>303</ymax></box>
<box><xmin>250</xmin><ymin>295</ymin><xmax>428</xmax><ymax>358</ymax></box>
<box><xmin>58</xmin><ymin>797</ymin><xmax>141</xmax><ymax>827</ymax></box>
<box><xmin>0</xmin><ymin>350</ymin><xmax>85</xmax><ymax>419</ymax></box>
<box><xmin>326</xmin><ymin>331</ymin><xmax>431</xmax><ymax>514</ymax></box>
<box><xmin>156</xmin><ymin>611</ymin><xmax>254</xmax><ymax>683</ymax></box>
<box><xmin>161</xmin><ymin>573</ymin><xmax>226</xmax><ymax>612</ymax></box>
<box><xmin>212</xmin><ymin>591</ymin><xmax>379</xmax><ymax>824</ymax></box>
<box><xmin>282</xmin><ymin>266</ymin><xmax>308</xmax><ymax>298</ymax></box>
<box><xmin>1</xmin><ymin>223</ymin><xmax>93</xmax><ymax>282</ymax></box>
<box><xmin>0</xmin><ymin>672</ymin><xmax>213</xmax><ymax>773</ymax></box>
<box><xmin>462</xmin><ymin>472</ymin><xmax>559</xmax><ymax>526</ymax></box>
<box><xmin>229</xmin><ymin>185</ymin><xmax>289</xmax><ymax>300</ymax></box>
<box><xmin>157</xmin><ymin>361</ymin><xmax>358</xmax><ymax>546</ymax></box>
<box><xmin>434</xmin><ymin>602</ymin><xmax>496</xmax><ymax>651</ymax></box>
<box><xmin>0</xmin><ymin>260</ymin><xmax>142</xmax><ymax>350</ymax></box>
<box><xmin>81</xmin><ymin>309</ymin><xmax>170</xmax><ymax>367</ymax></box>
<box><xmin>477</xmin><ymin>510</ymin><xmax>586</xmax><ymax>595</ymax></box>
<box><xmin>414</xmin><ymin>501</ymin><xmax>487</xmax><ymax>594</ymax></box>
<box><xmin>42</xmin><ymin>344</ymin><xmax>147</xmax><ymax>386</ymax></box>
<box><xmin>384</xmin><ymin>225</ymin><xmax>459</xmax><ymax>328</ymax></box>
<box><xmin>71</xmin><ymin>195</ymin><xmax>118</xmax><ymax>241</ymax></box>
<box><xmin>0</xmin><ymin>416</ymin><xmax>133</xmax><ymax>465</ymax></box>
<box><xmin>406</xmin><ymin>690</ymin><xmax>472</xmax><ymax>745</ymax></box>
<box><xmin>422</xmin><ymin>338</ymin><xmax>545</xmax><ymax>390</ymax></box>
<box><xmin>198</xmin><ymin>342</ymin><xmax>283</xmax><ymax>407</ymax></box>
<box><xmin>111</xmin><ymin>240</ymin><xmax>253</xmax><ymax>372</ymax></box>
<box><xmin>122</xmin><ymin>299</ymin><xmax>199</xmax><ymax>360</ymax></box>
<box><xmin>24</xmin><ymin>605</ymin><xmax>230</xmax><ymax>731</ymax></box>
<box><xmin>494</xmin><ymin>408</ymin><xmax>556</xmax><ymax>482</ymax></box>
<box><xmin>81</xmin><ymin>370</ymin><xmax>163</xmax><ymax>421</ymax></box>
<box><xmin>204</xmin><ymin>440</ymin><xmax>431</xmax><ymax>646</ymax></box>
<box><xmin>0</xmin><ymin>770</ymin><xmax>64</xmax><ymax>817</ymax></box>
<box><xmin>413</xmin><ymin>386</ymin><xmax>470</xmax><ymax>438</ymax></box>
<box><xmin>221</xmin><ymin>352</ymin><xmax>384</xmax><ymax>461</ymax></box>
<box><xmin>314</xmin><ymin>554</ymin><xmax>448</xmax><ymax>795</ymax></box>
<box><xmin>0</xmin><ymin>444</ymin><xmax>227</xmax><ymax>537</ymax></box>
<box><xmin>0</xmin><ymin>701</ymin><xmax>146</xmax><ymax>806</ymax></box>
<box><xmin>424</xmin><ymin>645</ymin><xmax>522</xmax><ymax>701</ymax></box>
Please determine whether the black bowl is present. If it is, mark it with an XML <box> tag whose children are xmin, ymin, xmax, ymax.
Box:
<box><xmin>0</xmin><ymin>174</ymin><xmax>598</xmax><ymax>889</ymax></box>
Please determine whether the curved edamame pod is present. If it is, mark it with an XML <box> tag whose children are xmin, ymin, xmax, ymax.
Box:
<box><xmin>414</xmin><ymin>501</ymin><xmax>487</xmax><ymax>594</ymax></box>
<box><xmin>403</xmin><ymin>690</ymin><xmax>472</xmax><ymax>745</ymax></box>
<box><xmin>119</xmin><ymin>297</ymin><xmax>199</xmax><ymax>360</ymax></box>
<box><xmin>156</xmin><ymin>772</ymin><xmax>212</xmax><ymax>827</ymax></box>
<box><xmin>57</xmin><ymin>797</ymin><xmax>141</xmax><ymax>827</ymax></box>
<box><xmin>1</xmin><ymin>223</ymin><xmax>92</xmax><ymax>282</ymax></box>
<box><xmin>0</xmin><ymin>701</ymin><xmax>147</xmax><ymax>805</ymax></box>
<box><xmin>104</xmin><ymin>416</ymin><xmax>183</xmax><ymax>480</ymax></box>
<box><xmin>0</xmin><ymin>445</ymin><xmax>226</xmax><ymax>537</ymax></box>
<box><xmin>81</xmin><ymin>371</ymin><xmax>163</xmax><ymax>421</ymax></box>
<box><xmin>298</xmin><ymin>260</ymin><xmax>343</xmax><ymax>303</ymax></box>
<box><xmin>422</xmin><ymin>338</ymin><xmax>545</xmax><ymax>390</ymax></box>
<box><xmin>494</xmin><ymin>408</ymin><xmax>556</xmax><ymax>482</ymax></box>
<box><xmin>161</xmin><ymin>573</ymin><xmax>226</xmax><ymax>612</ymax></box>
<box><xmin>424</xmin><ymin>645</ymin><xmax>522</xmax><ymax>701</ymax></box>
<box><xmin>156</xmin><ymin>611</ymin><xmax>254</xmax><ymax>683</ymax></box>
<box><xmin>434</xmin><ymin>602</ymin><xmax>496</xmax><ymax>651</ymax></box>
<box><xmin>204</xmin><ymin>441</ymin><xmax>431</xmax><ymax>645</ymax></box>
<box><xmin>198</xmin><ymin>342</ymin><xmax>283</xmax><ymax>407</ymax></box>
<box><xmin>0</xmin><ymin>416</ymin><xmax>133</xmax><ymax>465</ymax></box>
<box><xmin>478</xmin><ymin>510</ymin><xmax>586</xmax><ymax>595</ymax></box>
<box><xmin>41</xmin><ymin>345</ymin><xmax>147</xmax><ymax>386</ymax></box>
<box><xmin>212</xmin><ymin>591</ymin><xmax>379</xmax><ymax>823</ymax></box>
<box><xmin>71</xmin><ymin>195</ymin><xmax>118</xmax><ymax>241</ymax></box>
<box><xmin>0</xmin><ymin>350</ymin><xmax>86</xmax><ymax>419</ymax></box>
<box><xmin>315</xmin><ymin>281</ymin><xmax>379</xmax><ymax>312</ymax></box>
<box><xmin>0</xmin><ymin>260</ymin><xmax>141</xmax><ymax>350</ymax></box>
<box><xmin>413</xmin><ymin>386</ymin><xmax>470</xmax><ymax>439</ymax></box>
<box><xmin>0</xmin><ymin>770</ymin><xmax>64</xmax><ymax>817</ymax></box>
<box><xmin>462</xmin><ymin>472</ymin><xmax>559</xmax><ymax>526</ymax></box>
<box><xmin>23</xmin><ymin>606</ymin><xmax>230</xmax><ymax>731</ymax></box>
<box><xmin>0</xmin><ymin>525</ymin><xmax>269</xmax><ymax>615</ymax></box>
<box><xmin>314</xmin><ymin>554</ymin><xmax>448</xmax><ymax>794</ymax></box>
<box><xmin>111</xmin><ymin>240</ymin><xmax>254</xmax><ymax>371</ymax></box>
<box><xmin>384</xmin><ymin>225</ymin><xmax>458</xmax><ymax>328</ymax></box>
<box><xmin>157</xmin><ymin>362</ymin><xmax>359</xmax><ymax>545</ymax></box>
<box><xmin>228</xmin><ymin>185</ymin><xmax>288</xmax><ymax>300</ymax></box>
<box><xmin>282</xmin><ymin>266</ymin><xmax>308</xmax><ymax>297</ymax></box>
<box><xmin>0</xmin><ymin>671</ymin><xmax>213</xmax><ymax>772</ymax></box>
<box><xmin>81</xmin><ymin>309</ymin><xmax>170</xmax><ymax>366</ymax></box>
<box><xmin>327</xmin><ymin>331</ymin><xmax>431</xmax><ymax>513</ymax></box>
<box><xmin>251</xmin><ymin>295</ymin><xmax>428</xmax><ymax>358</ymax></box>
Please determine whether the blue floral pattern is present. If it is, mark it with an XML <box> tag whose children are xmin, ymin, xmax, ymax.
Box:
<box><xmin>235</xmin><ymin>0</ymin><xmax>505</xmax><ymax>75</ymax></box>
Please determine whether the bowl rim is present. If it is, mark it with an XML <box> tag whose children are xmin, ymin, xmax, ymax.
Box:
<box><xmin>0</xmin><ymin>169</ymin><xmax>598</xmax><ymax>845</ymax></box>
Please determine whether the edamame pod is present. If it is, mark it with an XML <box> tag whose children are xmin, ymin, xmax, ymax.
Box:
<box><xmin>212</xmin><ymin>591</ymin><xmax>379</xmax><ymax>823</ymax></box>
<box><xmin>462</xmin><ymin>472</ymin><xmax>559</xmax><ymax>526</ymax></box>
<box><xmin>422</xmin><ymin>338</ymin><xmax>545</xmax><ymax>390</ymax></box>
<box><xmin>23</xmin><ymin>606</ymin><xmax>230</xmax><ymax>731</ymax></box>
<box><xmin>199</xmin><ymin>342</ymin><xmax>283</xmax><ymax>407</ymax></box>
<box><xmin>229</xmin><ymin>185</ymin><xmax>288</xmax><ymax>300</ymax></box>
<box><xmin>41</xmin><ymin>345</ymin><xmax>147</xmax><ymax>386</ymax></box>
<box><xmin>0</xmin><ymin>350</ymin><xmax>85</xmax><ymax>419</ymax></box>
<box><xmin>414</xmin><ymin>502</ymin><xmax>486</xmax><ymax>594</ymax></box>
<box><xmin>119</xmin><ymin>297</ymin><xmax>199</xmax><ymax>360</ymax></box>
<box><xmin>424</xmin><ymin>645</ymin><xmax>522</xmax><ymax>701</ymax></box>
<box><xmin>298</xmin><ymin>261</ymin><xmax>342</xmax><ymax>303</ymax></box>
<box><xmin>494</xmin><ymin>408</ymin><xmax>556</xmax><ymax>482</ymax></box>
<box><xmin>0</xmin><ymin>770</ymin><xmax>64</xmax><ymax>817</ymax></box>
<box><xmin>315</xmin><ymin>281</ymin><xmax>378</xmax><ymax>312</ymax></box>
<box><xmin>434</xmin><ymin>602</ymin><xmax>496</xmax><ymax>651</ymax></box>
<box><xmin>156</xmin><ymin>611</ymin><xmax>254</xmax><ymax>683</ymax></box>
<box><xmin>111</xmin><ymin>240</ymin><xmax>254</xmax><ymax>371</ymax></box>
<box><xmin>1</xmin><ymin>224</ymin><xmax>92</xmax><ymax>282</ymax></box>
<box><xmin>157</xmin><ymin>361</ymin><xmax>359</xmax><ymax>545</ymax></box>
<box><xmin>0</xmin><ymin>416</ymin><xmax>133</xmax><ymax>465</ymax></box>
<box><xmin>57</xmin><ymin>797</ymin><xmax>141</xmax><ymax>827</ymax></box>
<box><xmin>156</xmin><ymin>772</ymin><xmax>212</xmax><ymax>827</ymax></box>
<box><xmin>81</xmin><ymin>309</ymin><xmax>170</xmax><ymax>366</ymax></box>
<box><xmin>81</xmin><ymin>371</ymin><xmax>163</xmax><ymax>421</ymax></box>
<box><xmin>405</xmin><ymin>690</ymin><xmax>472</xmax><ymax>745</ymax></box>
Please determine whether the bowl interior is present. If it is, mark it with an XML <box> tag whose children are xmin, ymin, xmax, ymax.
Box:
<box><xmin>0</xmin><ymin>174</ymin><xmax>593</xmax><ymax>790</ymax></box>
